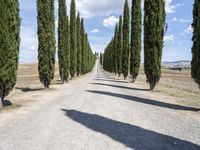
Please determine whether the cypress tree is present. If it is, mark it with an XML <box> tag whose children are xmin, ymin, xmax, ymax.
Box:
<box><xmin>114</xmin><ymin>24</ymin><xmax>118</xmax><ymax>75</ymax></box>
<box><xmin>100</xmin><ymin>53</ymin><xmax>103</xmax><ymax>66</ymax></box>
<box><xmin>70</xmin><ymin>0</ymin><xmax>77</xmax><ymax>79</ymax></box>
<box><xmin>58</xmin><ymin>0</ymin><xmax>70</xmax><ymax>83</ymax></box>
<box><xmin>103</xmin><ymin>38</ymin><xmax>114</xmax><ymax>72</ymax></box>
<box><xmin>85</xmin><ymin>33</ymin><xmax>89</xmax><ymax>72</ymax></box>
<box><xmin>76</xmin><ymin>13</ymin><xmax>82</xmax><ymax>76</ymax></box>
<box><xmin>122</xmin><ymin>0</ymin><xmax>130</xmax><ymax>79</ymax></box>
<box><xmin>37</xmin><ymin>0</ymin><xmax>56</xmax><ymax>89</ymax></box>
<box><xmin>191</xmin><ymin>0</ymin><xmax>200</xmax><ymax>88</ymax></box>
<box><xmin>0</xmin><ymin>0</ymin><xmax>20</xmax><ymax>109</ymax></box>
<box><xmin>130</xmin><ymin>0</ymin><xmax>142</xmax><ymax>82</ymax></box>
<box><xmin>144</xmin><ymin>0</ymin><xmax>166</xmax><ymax>90</ymax></box>
<box><xmin>117</xmin><ymin>16</ymin><xmax>123</xmax><ymax>76</ymax></box>
<box><xmin>81</xmin><ymin>19</ymin><xmax>86</xmax><ymax>74</ymax></box>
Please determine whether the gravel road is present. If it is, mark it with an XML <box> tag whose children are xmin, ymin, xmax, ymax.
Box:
<box><xmin>0</xmin><ymin>61</ymin><xmax>200</xmax><ymax>150</ymax></box>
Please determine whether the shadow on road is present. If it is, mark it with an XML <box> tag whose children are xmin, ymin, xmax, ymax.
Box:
<box><xmin>91</xmin><ymin>82</ymin><xmax>149</xmax><ymax>91</ymax></box>
<box><xmin>94</xmin><ymin>78</ymin><xmax>129</xmax><ymax>84</ymax></box>
<box><xmin>86</xmin><ymin>90</ymin><xmax>200</xmax><ymax>112</ymax></box>
<box><xmin>15</xmin><ymin>87</ymin><xmax>43</xmax><ymax>92</ymax></box>
<box><xmin>61</xmin><ymin>109</ymin><xmax>200</xmax><ymax>150</ymax></box>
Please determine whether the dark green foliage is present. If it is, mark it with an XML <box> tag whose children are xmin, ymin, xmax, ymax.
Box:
<box><xmin>58</xmin><ymin>0</ymin><xmax>70</xmax><ymax>83</ymax></box>
<box><xmin>76</xmin><ymin>13</ymin><xmax>82</xmax><ymax>76</ymax></box>
<box><xmin>85</xmin><ymin>33</ymin><xmax>89</xmax><ymax>72</ymax></box>
<box><xmin>103</xmin><ymin>39</ymin><xmax>114</xmax><ymax>72</ymax></box>
<box><xmin>100</xmin><ymin>53</ymin><xmax>103</xmax><ymax>66</ymax></box>
<box><xmin>0</xmin><ymin>0</ymin><xmax>20</xmax><ymax>108</ymax></box>
<box><xmin>81</xmin><ymin>19</ymin><xmax>87</xmax><ymax>74</ymax></box>
<box><xmin>130</xmin><ymin>0</ymin><xmax>142</xmax><ymax>82</ymax></box>
<box><xmin>114</xmin><ymin>24</ymin><xmax>118</xmax><ymax>74</ymax></box>
<box><xmin>86</xmin><ymin>42</ymin><xmax>96</xmax><ymax>72</ymax></box>
<box><xmin>191</xmin><ymin>0</ymin><xmax>200</xmax><ymax>88</ymax></box>
<box><xmin>37</xmin><ymin>0</ymin><xmax>56</xmax><ymax>89</ymax></box>
<box><xmin>117</xmin><ymin>16</ymin><xmax>123</xmax><ymax>76</ymax></box>
<box><xmin>84</xmin><ymin>33</ymin><xmax>89</xmax><ymax>73</ymax></box>
<box><xmin>122</xmin><ymin>0</ymin><xmax>130</xmax><ymax>79</ymax></box>
<box><xmin>80</xmin><ymin>19</ymin><xmax>96</xmax><ymax>74</ymax></box>
<box><xmin>70</xmin><ymin>0</ymin><xmax>77</xmax><ymax>79</ymax></box>
<box><xmin>144</xmin><ymin>0</ymin><xmax>166</xmax><ymax>90</ymax></box>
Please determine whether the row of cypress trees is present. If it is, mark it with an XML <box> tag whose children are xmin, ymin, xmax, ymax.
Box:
<box><xmin>0</xmin><ymin>0</ymin><xmax>96</xmax><ymax>109</ymax></box>
<box><xmin>103</xmin><ymin>0</ymin><xmax>166</xmax><ymax>90</ymax></box>
<box><xmin>58</xmin><ymin>0</ymin><xmax>96</xmax><ymax>83</ymax></box>
<box><xmin>0</xmin><ymin>0</ymin><xmax>20</xmax><ymax>109</ymax></box>
<box><xmin>38</xmin><ymin>0</ymin><xmax>96</xmax><ymax>88</ymax></box>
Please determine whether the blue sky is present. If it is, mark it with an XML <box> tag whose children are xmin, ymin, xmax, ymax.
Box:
<box><xmin>19</xmin><ymin>0</ymin><xmax>193</xmax><ymax>63</ymax></box>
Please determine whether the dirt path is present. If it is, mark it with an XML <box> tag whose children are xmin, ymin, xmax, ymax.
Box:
<box><xmin>0</xmin><ymin>62</ymin><xmax>200</xmax><ymax>150</ymax></box>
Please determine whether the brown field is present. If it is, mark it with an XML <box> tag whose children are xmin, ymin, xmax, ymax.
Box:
<box><xmin>137</xmin><ymin>66</ymin><xmax>200</xmax><ymax>108</ymax></box>
<box><xmin>4</xmin><ymin>63</ymin><xmax>61</xmax><ymax>110</ymax></box>
<box><xmin>5</xmin><ymin>63</ymin><xmax>200</xmax><ymax>111</ymax></box>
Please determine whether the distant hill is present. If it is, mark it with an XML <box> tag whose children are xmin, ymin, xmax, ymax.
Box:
<box><xmin>162</xmin><ymin>60</ymin><xmax>191</xmax><ymax>69</ymax></box>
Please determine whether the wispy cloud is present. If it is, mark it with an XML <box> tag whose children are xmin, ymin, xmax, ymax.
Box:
<box><xmin>20</xmin><ymin>26</ymin><xmax>38</xmax><ymax>51</ymax></box>
<box><xmin>172</xmin><ymin>17</ymin><xmax>191</xmax><ymax>23</ymax></box>
<box><xmin>91</xmin><ymin>28</ymin><xmax>100</xmax><ymax>33</ymax></box>
<box><xmin>184</xmin><ymin>25</ymin><xmax>193</xmax><ymax>33</ymax></box>
<box><xmin>165</xmin><ymin>0</ymin><xmax>181</xmax><ymax>13</ymax></box>
<box><xmin>164</xmin><ymin>34</ymin><xmax>175</xmax><ymax>43</ymax></box>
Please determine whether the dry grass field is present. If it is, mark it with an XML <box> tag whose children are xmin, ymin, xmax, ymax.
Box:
<box><xmin>4</xmin><ymin>63</ymin><xmax>200</xmax><ymax>111</ymax></box>
<box><xmin>4</xmin><ymin>63</ymin><xmax>61</xmax><ymax>110</ymax></box>
<box><xmin>137</xmin><ymin>67</ymin><xmax>200</xmax><ymax>108</ymax></box>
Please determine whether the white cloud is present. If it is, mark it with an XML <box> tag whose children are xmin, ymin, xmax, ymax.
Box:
<box><xmin>165</xmin><ymin>0</ymin><xmax>180</xmax><ymax>13</ymax></box>
<box><xmin>103</xmin><ymin>16</ymin><xmax>118</xmax><ymax>27</ymax></box>
<box><xmin>76</xmin><ymin>0</ymin><xmax>125</xmax><ymax>18</ymax></box>
<box><xmin>164</xmin><ymin>35</ymin><xmax>175</xmax><ymax>43</ymax></box>
<box><xmin>91</xmin><ymin>28</ymin><xmax>100</xmax><ymax>33</ymax></box>
<box><xmin>184</xmin><ymin>25</ymin><xmax>193</xmax><ymax>33</ymax></box>
<box><xmin>172</xmin><ymin>17</ymin><xmax>191</xmax><ymax>23</ymax></box>
<box><xmin>172</xmin><ymin>17</ymin><xmax>178</xmax><ymax>22</ymax></box>
<box><xmin>20</xmin><ymin>26</ymin><xmax>38</xmax><ymax>51</ymax></box>
<box><xmin>61</xmin><ymin>0</ymin><xmax>133</xmax><ymax>18</ymax></box>
<box><xmin>179</xmin><ymin>19</ymin><xmax>191</xmax><ymax>23</ymax></box>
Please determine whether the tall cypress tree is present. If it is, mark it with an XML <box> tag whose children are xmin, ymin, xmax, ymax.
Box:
<box><xmin>103</xmin><ymin>38</ymin><xmax>114</xmax><ymax>72</ymax></box>
<box><xmin>122</xmin><ymin>0</ymin><xmax>130</xmax><ymax>79</ymax></box>
<box><xmin>191</xmin><ymin>0</ymin><xmax>200</xmax><ymax>88</ymax></box>
<box><xmin>70</xmin><ymin>0</ymin><xmax>77</xmax><ymax>79</ymax></box>
<box><xmin>76</xmin><ymin>13</ymin><xmax>82</xmax><ymax>76</ymax></box>
<box><xmin>0</xmin><ymin>0</ymin><xmax>20</xmax><ymax>109</ymax></box>
<box><xmin>58</xmin><ymin>0</ymin><xmax>70</xmax><ymax>83</ymax></box>
<box><xmin>37</xmin><ymin>0</ymin><xmax>56</xmax><ymax>89</ymax></box>
<box><xmin>130</xmin><ymin>0</ymin><xmax>142</xmax><ymax>82</ymax></box>
<box><xmin>117</xmin><ymin>16</ymin><xmax>123</xmax><ymax>76</ymax></box>
<box><xmin>144</xmin><ymin>0</ymin><xmax>166</xmax><ymax>90</ymax></box>
<box><xmin>85</xmin><ymin>33</ymin><xmax>89</xmax><ymax>72</ymax></box>
<box><xmin>81</xmin><ymin>19</ymin><xmax>86</xmax><ymax>74</ymax></box>
<box><xmin>114</xmin><ymin>24</ymin><xmax>118</xmax><ymax>75</ymax></box>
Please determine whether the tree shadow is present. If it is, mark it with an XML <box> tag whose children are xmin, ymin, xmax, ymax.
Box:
<box><xmin>15</xmin><ymin>87</ymin><xmax>43</xmax><ymax>92</ymax></box>
<box><xmin>51</xmin><ymin>82</ymin><xmax>64</xmax><ymax>85</ymax></box>
<box><xmin>94</xmin><ymin>78</ymin><xmax>129</xmax><ymax>84</ymax></box>
<box><xmin>3</xmin><ymin>100</ymin><xmax>12</xmax><ymax>107</ymax></box>
<box><xmin>91</xmin><ymin>83</ymin><xmax>149</xmax><ymax>91</ymax></box>
<box><xmin>86</xmin><ymin>90</ymin><xmax>200</xmax><ymax>112</ymax></box>
<box><xmin>61</xmin><ymin>109</ymin><xmax>200</xmax><ymax>150</ymax></box>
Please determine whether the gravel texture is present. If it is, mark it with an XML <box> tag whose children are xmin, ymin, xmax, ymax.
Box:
<box><xmin>0</xmin><ymin>62</ymin><xmax>200</xmax><ymax>150</ymax></box>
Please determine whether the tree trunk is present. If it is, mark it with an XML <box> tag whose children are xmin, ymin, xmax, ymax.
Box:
<box><xmin>0</xmin><ymin>98</ymin><xmax>3</xmax><ymax>110</ymax></box>
<box><xmin>150</xmin><ymin>81</ymin><xmax>156</xmax><ymax>91</ymax></box>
